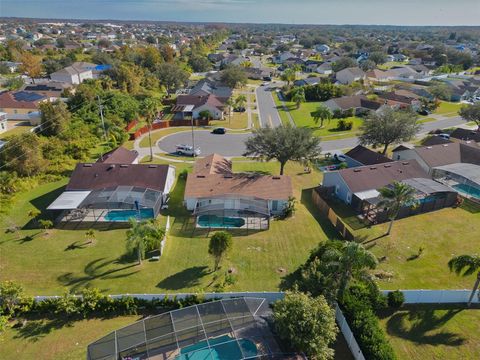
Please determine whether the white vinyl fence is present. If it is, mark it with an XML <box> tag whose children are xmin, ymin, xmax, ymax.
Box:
<box><xmin>335</xmin><ymin>305</ymin><xmax>366</xmax><ymax>360</ymax></box>
<box><xmin>160</xmin><ymin>215</ymin><xmax>170</xmax><ymax>256</ymax></box>
<box><xmin>382</xmin><ymin>290</ymin><xmax>480</xmax><ymax>304</ymax></box>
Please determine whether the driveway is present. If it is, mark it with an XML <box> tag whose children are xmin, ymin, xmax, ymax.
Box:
<box><xmin>256</xmin><ymin>84</ymin><xmax>283</xmax><ymax>127</ymax></box>
<box><xmin>157</xmin><ymin>130</ymin><xmax>251</xmax><ymax>157</ymax></box>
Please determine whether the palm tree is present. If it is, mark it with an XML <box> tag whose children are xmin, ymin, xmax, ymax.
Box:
<box><xmin>291</xmin><ymin>88</ymin><xmax>305</xmax><ymax>109</ymax></box>
<box><xmin>85</xmin><ymin>229</ymin><xmax>96</xmax><ymax>245</ymax></box>
<box><xmin>323</xmin><ymin>241</ymin><xmax>378</xmax><ymax>299</ymax></box>
<box><xmin>235</xmin><ymin>94</ymin><xmax>247</xmax><ymax>110</ymax></box>
<box><xmin>280</xmin><ymin>68</ymin><xmax>296</xmax><ymax>87</ymax></box>
<box><xmin>448</xmin><ymin>255</ymin><xmax>480</xmax><ymax>306</ymax></box>
<box><xmin>225</xmin><ymin>97</ymin><xmax>235</xmax><ymax>124</ymax></box>
<box><xmin>311</xmin><ymin>105</ymin><xmax>333</xmax><ymax>128</ymax></box>
<box><xmin>141</xmin><ymin>98</ymin><xmax>162</xmax><ymax>162</ymax></box>
<box><xmin>378</xmin><ymin>181</ymin><xmax>417</xmax><ymax>235</ymax></box>
<box><xmin>126</xmin><ymin>219</ymin><xmax>165</xmax><ymax>265</ymax></box>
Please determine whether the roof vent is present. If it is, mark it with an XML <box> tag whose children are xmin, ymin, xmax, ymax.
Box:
<box><xmin>370</xmin><ymin>166</ymin><xmax>377</xmax><ymax>170</ymax></box>
<box><xmin>108</xmin><ymin>164</ymin><xmax>115</xmax><ymax>170</ymax></box>
<box><xmin>83</xmin><ymin>163</ymin><xmax>92</xmax><ymax>167</ymax></box>
<box><xmin>148</xmin><ymin>165</ymin><xmax>157</xmax><ymax>168</ymax></box>
<box><xmin>443</xmin><ymin>144</ymin><xmax>449</xmax><ymax>147</ymax></box>
<box><xmin>273</xmin><ymin>176</ymin><xmax>281</xmax><ymax>179</ymax></box>
<box><xmin>196</xmin><ymin>175</ymin><xmax>206</xmax><ymax>178</ymax></box>
<box><xmin>224</xmin><ymin>174</ymin><xmax>233</xmax><ymax>178</ymax></box>
<box><xmin>426</xmin><ymin>146</ymin><xmax>432</xmax><ymax>149</ymax></box>
<box><xmin>120</xmin><ymin>164</ymin><xmax>128</xmax><ymax>168</ymax></box>
<box><xmin>353</xmin><ymin>168</ymin><xmax>361</xmax><ymax>172</ymax></box>
<box><xmin>402</xmin><ymin>162</ymin><xmax>409</xmax><ymax>165</ymax></box>
<box><xmin>384</xmin><ymin>164</ymin><xmax>392</xmax><ymax>168</ymax></box>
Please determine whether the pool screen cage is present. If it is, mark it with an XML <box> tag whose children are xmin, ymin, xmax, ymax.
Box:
<box><xmin>87</xmin><ymin>297</ymin><xmax>294</xmax><ymax>360</ymax></box>
<box><xmin>62</xmin><ymin>186</ymin><xmax>164</xmax><ymax>222</ymax></box>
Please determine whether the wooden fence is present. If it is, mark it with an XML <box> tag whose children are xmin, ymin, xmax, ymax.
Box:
<box><xmin>311</xmin><ymin>187</ymin><xmax>356</xmax><ymax>240</ymax></box>
<box><xmin>129</xmin><ymin>119</ymin><xmax>210</xmax><ymax>140</ymax></box>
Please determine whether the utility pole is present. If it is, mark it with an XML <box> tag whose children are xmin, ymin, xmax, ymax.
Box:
<box><xmin>97</xmin><ymin>96</ymin><xmax>107</xmax><ymax>141</ymax></box>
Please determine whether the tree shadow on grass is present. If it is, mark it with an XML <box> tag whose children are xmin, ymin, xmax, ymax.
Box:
<box><xmin>13</xmin><ymin>317</ymin><xmax>73</xmax><ymax>343</ymax></box>
<box><xmin>57</xmin><ymin>257</ymin><xmax>139</xmax><ymax>293</ymax></box>
<box><xmin>300</xmin><ymin>188</ymin><xmax>339</xmax><ymax>240</ymax></box>
<box><xmin>385</xmin><ymin>308</ymin><xmax>466</xmax><ymax>347</ymax></box>
<box><xmin>156</xmin><ymin>266</ymin><xmax>210</xmax><ymax>290</ymax></box>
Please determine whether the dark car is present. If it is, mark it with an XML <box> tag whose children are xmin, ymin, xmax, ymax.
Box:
<box><xmin>418</xmin><ymin>109</ymin><xmax>431</xmax><ymax>116</ymax></box>
<box><xmin>234</xmin><ymin>106</ymin><xmax>246</xmax><ymax>112</ymax></box>
<box><xmin>212</xmin><ymin>127</ymin><xmax>226</xmax><ymax>134</ymax></box>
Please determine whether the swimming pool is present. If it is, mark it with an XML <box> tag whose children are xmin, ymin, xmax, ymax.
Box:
<box><xmin>197</xmin><ymin>215</ymin><xmax>245</xmax><ymax>228</ymax></box>
<box><xmin>176</xmin><ymin>335</ymin><xmax>257</xmax><ymax>360</ymax></box>
<box><xmin>103</xmin><ymin>209</ymin><xmax>154</xmax><ymax>222</ymax></box>
<box><xmin>453</xmin><ymin>183</ymin><xmax>480</xmax><ymax>200</ymax></box>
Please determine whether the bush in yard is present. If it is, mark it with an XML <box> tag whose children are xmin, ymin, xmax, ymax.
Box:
<box><xmin>387</xmin><ymin>290</ymin><xmax>405</xmax><ymax>309</ymax></box>
<box><xmin>335</xmin><ymin>119</ymin><xmax>353</xmax><ymax>131</ymax></box>
<box><xmin>273</xmin><ymin>291</ymin><xmax>338</xmax><ymax>360</ymax></box>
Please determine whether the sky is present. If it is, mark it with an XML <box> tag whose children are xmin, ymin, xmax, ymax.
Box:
<box><xmin>1</xmin><ymin>0</ymin><xmax>480</xmax><ymax>26</ymax></box>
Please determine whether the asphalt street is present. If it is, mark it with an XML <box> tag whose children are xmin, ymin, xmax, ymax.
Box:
<box><xmin>255</xmin><ymin>84</ymin><xmax>283</xmax><ymax>127</ymax></box>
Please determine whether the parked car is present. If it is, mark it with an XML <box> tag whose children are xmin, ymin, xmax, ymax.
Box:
<box><xmin>263</xmin><ymin>76</ymin><xmax>272</xmax><ymax>81</ymax></box>
<box><xmin>176</xmin><ymin>144</ymin><xmax>201</xmax><ymax>157</ymax></box>
<box><xmin>234</xmin><ymin>106</ymin><xmax>246</xmax><ymax>112</ymax></box>
<box><xmin>438</xmin><ymin>133</ymin><xmax>450</xmax><ymax>140</ymax></box>
<box><xmin>212</xmin><ymin>127</ymin><xmax>226</xmax><ymax>135</ymax></box>
<box><xmin>418</xmin><ymin>109</ymin><xmax>431</xmax><ymax>116</ymax></box>
<box><xmin>333</xmin><ymin>153</ymin><xmax>346</xmax><ymax>162</ymax></box>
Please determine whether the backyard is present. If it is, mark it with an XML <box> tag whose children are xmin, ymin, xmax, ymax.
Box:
<box><xmin>378</xmin><ymin>305</ymin><xmax>480</xmax><ymax>360</ymax></box>
<box><xmin>273</xmin><ymin>94</ymin><xmax>363</xmax><ymax>138</ymax></box>
<box><xmin>0</xmin><ymin>159</ymin><xmax>333</xmax><ymax>296</ymax></box>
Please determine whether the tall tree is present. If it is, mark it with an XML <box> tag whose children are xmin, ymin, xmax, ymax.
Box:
<box><xmin>19</xmin><ymin>52</ymin><xmax>43</xmax><ymax>83</ymax></box>
<box><xmin>459</xmin><ymin>103</ymin><xmax>480</xmax><ymax>130</ymax></box>
<box><xmin>378</xmin><ymin>181</ymin><xmax>417</xmax><ymax>235</ymax></box>
<box><xmin>235</xmin><ymin>94</ymin><xmax>247</xmax><ymax>109</ymax></box>
<box><xmin>126</xmin><ymin>219</ymin><xmax>165</xmax><ymax>265</ymax></box>
<box><xmin>273</xmin><ymin>291</ymin><xmax>338</xmax><ymax>360</ymax></box>
<box><xmin>220</xmin><ymin>65</ymin><xmax>247</xmax><ymax>89</ymax></box>
<box><xmin>280</xmin><ymin>67</ymin><xmax>296</xmax><ymax>87</ymax></box>
<box><xmin>291</xmin><ymin>88</ymin><xmax>306</xmax><ymax>109</ymax></box>
<box><xmin>311</xmin><ymin>104</ymin><xmax>333</xmax><ymax>128</ymax></box>
<box><xmin>448</xmin><ymin>255</ymin><xmax>480</xmax><ymax>306</ymax></box>
<box><xmin>208</xmin><ymin>231</ymin><xmax>232</xmax><ymax>271</ymax></box>
<box><xmin>244</xmin><ymin>124</ymin><xmax>321</xmax><ymax>175</ymax></box>
<box><xmin>359</xmin><ymin>107</ymin><xmax>420</xmax><ymax>154</ymax></box>
<box><xmin>156</xmin><ymin>63</ymin><xmax>189</xmax><ymax>94</ymax></box>
<box><xmin>0</xmin><ymin>133</ymin><xmax>47</xmax><ymax>176</ymax></box>
<box><xmin>141</xmin><ymin>98</ymin><xmax>162</xmax><ymax>161</ymax></box>
<box><xmin>225</xmin><ymin>97</ymin><xmax>235</xmax><ymax>124</ymax></box>
<box><xmin>323</xmin><ymin>241</ymin><xmax>378</xmax><ymax>299</ymax></box>
<box><xmin>39</xmin><ymin>100</ymin><xmax>71</xmax><ymax>137</ymax></box>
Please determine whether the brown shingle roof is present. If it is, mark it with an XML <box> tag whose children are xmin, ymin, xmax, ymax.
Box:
<box><xmin>0</xmin><ymin>91</ymin><xmax>46</xmax><ymax>109</ymax></box>
<box><xmin>96</xmin><ymin>147</ymin><xmax>139</xmax><ymax>164</ymax></box>
<box><xmin>337</xmin><ymin>160</ymin><xmax>428</xmax><ymax>193</ymax></box>
<box><xmin>345</xmin><ymin>145</ymin><xmax>393</xmax><ymax>166</ymax></box>
<box><xmin>185</xmin><ymin>154</ymin><xmax>292</xmax><ymax>200</ymax></box>
<box><xmin>66</xmin><ymin>163</ymin><xmax>171</xmax><ymax>192</ymax></box>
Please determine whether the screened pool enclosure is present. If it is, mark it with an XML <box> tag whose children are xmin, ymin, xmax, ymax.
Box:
<box><xmin>87</xmin><ymin>297</ymin><xmax>299</xmax><ymax>360</ymax></box>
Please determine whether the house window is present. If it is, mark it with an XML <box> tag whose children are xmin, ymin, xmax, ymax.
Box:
<box><xmin>272</xmin><ymin>200</ymin><xmax>278</xmax><ymax>211</ymax></box>
<box><xmin>14</xmin><ymin>109</ymin><xmax>18</xmax><ymax>114</ymax></box>
<box><xmin>335</xmin><ymin>185</ymin><xmax>339</xmax><ymax>194</ymax></box>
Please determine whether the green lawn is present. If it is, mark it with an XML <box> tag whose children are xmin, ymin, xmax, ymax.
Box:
<box><xmin>0</xmin><ymin>123</ymin><xmax>34</xmax><ymax>140</ymax></box>
<box><xmin>0</xmin><ymin>159</ymin><xmax>333</xmax><ymax>296</ymax></box>
<box><xmin>211</xmin><ymin>110</ymin><xmax>248</xmax><ymax>129</ymax></box>
<box><xmin>273</xmin><ymin>95</ymin><xmax>363</xmax><ymax>138</ymax></box>
<box><xmin>435</xmin><ymin>102</ymin><xmax>463</xmax><ymax>116</ymax></box>
<box><xmin>352</xmin><ymin>201</ymin><xmax>480</xmax><ymax>290</ymax></box>
<box><xmin>0</xmin><ymin>315</ymin><xmax>140</xmax><ymax>360</ymax></box>
<box><xmin>378</xmin><ymin>305</ymin><xmax>480</xmax><ymax>360</ymax></box>
<box><xmin>418</xmin><ymin>117</ymin><xmax>436</xmax><ymax>124</ymax></box>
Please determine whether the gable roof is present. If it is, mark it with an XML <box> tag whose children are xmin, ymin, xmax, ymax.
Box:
<box><xmin>66</xmin><ymin>163</ymin><xmax>172</xmax><ymax>192</ymax></box>
<box><xmin>345</xmin><ymin>145</ymin><xmax>393</xmax><ymax>166</ymax></box>
<box><xmin>175</xmin><ymin>94</ymin><xmax>225</xmax><ymax>111</ymax></box>
<box><xmin>413</xmin><ymin>143</ymin><xmax>480</xmax><ymax>168</ymax></box>
<box><xmin>96</xmin><ymin>147</ymin><xmax>139</xmax><ymax>164</ymax></box>
<box><xmin>0</xmin><ymin>91</ymin><xmax>46</xmax><ymax>109</ymax></box>
<box><xmin>194</xmin><ymin>153</ymin><xmax>232</xmax><ymax>176</ymax></box>
<box><xmin>450</xmin><ymin>128</ymin><xmax>480</xmax><ymax>143</ymax></box>
<box><xmin>336</xmin><ymin>160</ymin><xmax>428</xmax><ymax>193</ymax></box>
<box><xmin>327</xmin><ymin>95</ymin><xmax>381</xmax><ymax>111</ymax></box>
<box><xmin>337</xmin><ymin>67</ymin><xmax>365</xmax><ymax>77</ymax></box>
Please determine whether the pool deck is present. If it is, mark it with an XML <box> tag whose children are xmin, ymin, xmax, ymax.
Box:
<box><xmin>196</xmin><ymin>216</ymin><xmax>269</xmax><ymax>230</ymax></box>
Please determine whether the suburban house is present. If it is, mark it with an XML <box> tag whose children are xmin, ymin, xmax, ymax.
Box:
<box><xmin>0</xmin><ymin>61</ymin><xmax>21</xmax><ymax>73</ymax></box>
<box><xmin>315</xmin><ymin>44</ymin><xmax>331</xmax><ymax>54</ymax></box>
<box><xmin>47</xmin><ymin>163</ymin><xmax>176</xmax><ymax>223</ymax></box>
<box><xmin>335</xmin><ymin>67</ymin><xmax>366</xmax><ymax>85</ymax></box>
<box><xmin>316</xmin><ymin>62</ymin><xmax>333</xmax><ymax>75</ymax></box>
<box><xmin>376</xmin><ymin>92</ymin><xmax>421</xmax><ymax>110</ymax></box>
<box><xmin>343</xmin><ymin>145</ymin><xmax>393</xmax><ymax>168</ymax></box>
<box><xmin>173</xmin><ymin>94</ymin><xmax>225</xmax><ymax>120</ymax></box>
<box><xmin>450</xmin><ymin>128</ymin><xmax>480</xmax><ymax>143</ymax></box>
<box><xmin>321</xmin><ymin>159</ymin><xmax>457</xmax><ymax>222</ymax></box>
<box><xmin>189</xmin><ymin>79</ymin><xmax>232</xmax><ymax>100</ymax></box>
<box><xmin>22</xmin><ymin>81</ymin><xmax>72</xmax><ymax>99</ymax></box>
<box><xmin>50</xmin><ymin>62</ymin><xmax>96</xmax><ymax>84</ymax></box>
<box><xmin>304</xmin><ymin>60</ymin><xmax>322</xmax><ymax>72</ymax></box>
<box><xmin>392</xmin><ymin>143</ymin><xmax>480</xmax><ymax>200</ymax></box>
<box><xmin>243</xmin><ymin>67</ymin><xmax>272</xmax><ymax>80</ymax></box>
<box><xmin>0</xmin><ymin>90</ymin><xmax>47</xmax><ymax>120</ymax></box>
<box><xmin>273</xmin><ymin>51</ymin><xmax>296</xmax><ymax>64</ymax></box>
<box><xmin>184</xmin><ymin>154</ymin><xmax>293</xmax><ymax>229</ymax></box>
<box><xmin>323</xmin><ymin>95</ymin><xmax>381</xmax><ymax>115</ymax></box>
<box><xmin>0</xmin><ymin>112</ymin><xmax>7</xmax><ymax>134</ymax></box>
<box><xmin>387</xmin><ymin>54</ymin><xmax>408</xmax><ymax>62</ymax></box>
<box><xmin>293</xmin><ymin>77</ymin><xmax>322</xmax><ymax>87</ymax></box>
<box><xmin>96</xmin><ymin>146</ymin><xmax>139</xmax><ymax>164</ymax></box>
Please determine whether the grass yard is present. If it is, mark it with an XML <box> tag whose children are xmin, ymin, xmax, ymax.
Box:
<box><xmin>138</xmin><ymin>127</ymin><xmax>207</xmax><ymax>148</ymax></box>
<box><xmin>418</xmin><ymin>117</ymin><xmax>436</xmax><ymax>123</ymax></box>
<box><xmin>0</xmin><ymin>123</ymin><xmax>34</xmax><ymax>140</ymax></box>
<box><xmin>210</xmin><ymin>110</ymin><xmax>248</xmax><ymax>129</ymax></box>
<box><xmin>378</xmin><ymin>305</ymin><xmax>480</xmax><ymax>360</ymax></box>
<box><xmin>351</xmin><ymin>200</ymin><xmax>480</xmax><ymax>290</ymax></box>
<box><xmin>435</xmin><ymin>101</ymin><xmax>463</xmax><ymax>117</ymax></box>
<box><xmin>0</xmin><ymin>159</ymin><xmax>334</xmax><ymax>296</ymax></box>
<box><xmin>273</xmin><ymin>95</ymin><xmax>363</xmax><ymax>138</ymax></box>
<box><xmin>0</xmin><ymin>315</ymin><xmax>140</xmax><ymax>360</ymax></box>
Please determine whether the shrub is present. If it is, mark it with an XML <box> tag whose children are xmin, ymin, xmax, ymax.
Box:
<box><xmin>387</xmin><ymin>290</ymin><xmax>405</xmax><ymax>309</ymax></box>
<box><xmin>336</xmin><ymin>119</ymin><xmax>353</xmax><ymax>131</ymax></box>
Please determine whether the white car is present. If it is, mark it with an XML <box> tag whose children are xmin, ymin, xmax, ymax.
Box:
<box><xmin>176</xmin><ymin>144</ymin><xmax>201</xmax><ymax>157</ymax></box>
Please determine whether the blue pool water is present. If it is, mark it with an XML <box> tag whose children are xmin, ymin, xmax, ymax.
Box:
<box><xmin>176</xmin><ymin>335</ymin><xmax>257</xmax><ymax>360</ymax></box>
<box><xmin>197</xmin><ymin>215</ymin><xmax>245</xmax><ymax>228</ymax></box>
<box><xmin>453</xmin><ymin>184</ymin><xmax>480</xmax><ymax>200</ymax></box>
<box><xmin>104</xmin><ymin>209</ymin><xmax>154</xmax><ymax>222</ymax></box>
